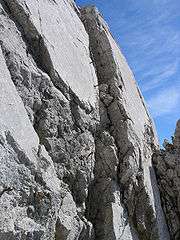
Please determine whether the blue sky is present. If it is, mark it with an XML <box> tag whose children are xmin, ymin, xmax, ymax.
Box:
<box><xmin>77</xmin><ymin>0</ymin><xmax>180</xmax><ymax>145</ymax></box>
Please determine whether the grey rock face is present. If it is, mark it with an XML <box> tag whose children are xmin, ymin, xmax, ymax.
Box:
<box><xmin>81</xmin><ymin>7</ymin><xmax>169</xmax><ymax>240</ymax></box>
<box><xmin>0</xmin><ymin>0</ymin><xmax>172</xmax><ymax>239</ymax></box>
<box><xmin>153</xmin><ymin>119</ymin><xmax>180</xmax><ymax>240</ymax></box>
<box><xmin>0</xmin><ymin>0</ymin><xmax>97</xmax><ymax>239</ymax></box>
<box><xmin>0</xmin><ymin>44</ymin><xmax>62</xmax><ymax>239</ymax></box>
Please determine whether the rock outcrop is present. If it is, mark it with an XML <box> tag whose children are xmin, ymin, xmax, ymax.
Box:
<box><xmin>153</xmin><ymin>120</ymin><xmax>180</xmax><ymax>240</ymax></box>
<box><xmin>0</xmin><ymin>0</ymin><xmax>97</xmax><ymax>238</ymax></box>
<box><xmin>0</xmin><ymin>0</ymin><xmax>176</xmax><ymax>239</ymax></box>
<box><xmin>80</xmin><ymin>7</ymin><xmax>169</xmax><ymax>240</ymax></box>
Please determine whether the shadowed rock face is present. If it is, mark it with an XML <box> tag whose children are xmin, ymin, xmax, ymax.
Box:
<box><xmin>0</xmin><ymin>0</ymin><xmax>173</xmax><ymax>239</ymax></box>
<box><xmin>153</xmin><ymin>119</ymin><xmax>180</xmax><ymax>240</ymax></box>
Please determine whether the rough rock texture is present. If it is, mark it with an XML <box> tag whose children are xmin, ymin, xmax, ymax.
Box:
<box><xmin>0</xmin><ymin>0</ymin><xmax>97</xmax><ymax>239</ymax></box>
<box><xmin>0</xmin><ymin>0</ymin><xmax>174</xmax><ymax>239</ymax></box>
<box><xmin>153</xmin><ymin>119</ymin><xmax>180</xmax><ymax>240</ymax></box>
<box><xmin>80</xmin><ymin>7</ymin><xmax>169</xmax><ymax>240</ymax></box>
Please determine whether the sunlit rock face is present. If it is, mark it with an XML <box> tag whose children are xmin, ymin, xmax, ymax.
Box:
<box><xmin>0</xmin><ymin>0</ymin><xmax>172</xmax><ymax>239</ymax></box>
<box><xmin>80</xmin><ymin>6</ymin><xmax>170</xmax><ymax>240</ymax></box>
<box><xmin>153</xmin><ymin>119</ymin><xmax>180</xmax><ymax>240</ymax></box>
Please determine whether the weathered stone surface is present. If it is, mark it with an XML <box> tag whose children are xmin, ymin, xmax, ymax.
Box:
<box><xmin>0</xmin><ymin>0</ymin><xmax>174</xmax><ymax>239</ymax></box>
<box><xmin>3</xmin><ymin>0</ymin><xmax>98</xmax><ymax>107</ymax></box>
<box><xmin>153</xmin><ymin>119</ymin><xmax>180</xmax><ymax>240</ymax></box>
<box><xmin>0</xmin><ymin>44</ymin><xmax>60</xmax><ymax>239</ymax></box>
<box><xmin>0</xmin><ymin>0</ymin><xmax>97</xmax><ymax>239</ymax></box>
<box><xmin>0</xmin><ymin>42</ymin><xmax>93</xmax><ymax>239</ymax></box>
<box><xmin>81</xmin><ymin>6</ymin><xmax>169</xmax><ymax>240</ymax></box>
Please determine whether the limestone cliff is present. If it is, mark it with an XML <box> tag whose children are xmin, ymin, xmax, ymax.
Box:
<box><xmin>0</xmin><ymin>0</ymin><xmax>176</xmax><ymax>239</ymax></box>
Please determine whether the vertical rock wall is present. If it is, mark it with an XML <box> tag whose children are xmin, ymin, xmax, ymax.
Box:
<box><xmin>0</xmin><ymin>42</ymin><xmax>63</xmax><ymax>240</ymax></box>
<box><xmin>0</xmin><ymin>0</ymin><xmax>98</xmax><ymax>238</ymax></box>
<box><xmin>0</xmin><ymin>0</ymin><xmax>173</xmax><ymax>239</ymax></box>
<box><xmin>80</xmin><ymin>7</ymin><xmax>169</xmax><ymax>240</ymax></box>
